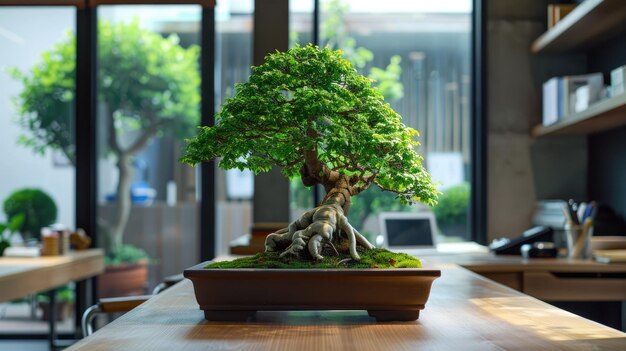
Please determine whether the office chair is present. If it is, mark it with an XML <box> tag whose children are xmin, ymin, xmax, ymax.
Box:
<box><xmin>82</xmin><ymin>273</ymin><xmax>183</xmax><ymax>337</ymax></box>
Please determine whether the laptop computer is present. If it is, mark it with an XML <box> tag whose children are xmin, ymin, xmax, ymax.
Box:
<box><xmin>377</xmin><ymin>212</ymin><xmax>440</xmax><ymax>255</ymax></box>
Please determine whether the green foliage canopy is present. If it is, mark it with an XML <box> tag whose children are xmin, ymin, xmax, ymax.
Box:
<box><xmin>183</xmin><ymin>45</ymin><xmax>438</xmax><ymax>206</ymax></box>
<box><xmin>98</xmin><ymin>20</ymin><xmax>201</xmax><ymax>144</ymax></box>
<box><xmin>3</xmin><ymin>188</ymin><xmax>57</xmax><ymax>239</ymax></box>
<box><xmin>10</xmin><ymin>19</ymin><xmax>201</xmax><ymax>163</ymax></box>
<box><xmin>9</xmin><ymin>38</ymin><xmax>75</xmax><ymax>161</ymax></box>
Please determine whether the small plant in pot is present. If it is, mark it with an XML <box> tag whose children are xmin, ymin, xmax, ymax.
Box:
<box><xmin>99</xmin><ymin>243</ymin><xmax>150</xmax><ymax>298</ymax></box>
<box><xmin>3</xmin><ymin>188</ymin><xmax>57</xmax><ymax>242</ymax></box>
<box><xmin>182</xmin><ymin>45</ymin><xmax>441</xmax><ymax>322</ymax></box>
<box><xmin>38</xmin><ymin>284</ymin><xmax>75</xmax><ymax>322</ymax></box>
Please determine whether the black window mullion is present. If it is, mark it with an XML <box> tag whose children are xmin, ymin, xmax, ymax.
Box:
<box><xmin>74</xmin><ymin>3</ymin><xmax>98</xmax><ymax>335</ymax></box>
<box><xmin>471</xmin><ymin>0</ymin><xmax>487</xmax><ymax>245</ymax></box>
<box><xmin>200</xmin><ymin>4</ymin><xmax>216</xmax><ymax>261</ymax></box>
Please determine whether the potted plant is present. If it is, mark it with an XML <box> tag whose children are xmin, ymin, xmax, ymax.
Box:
<box><xmin>98</xmin><ymin>244</ymin><xmax>150</xmax><ymax>298</ymax></box>
<box><xmin>3</xmin><ymin>188</ymin><xmax>57</xmax><ymax>242</ymax></box>
<box><xmin>10</xmin><ymin>20</ymin><xmax>200</xmax><ymax>295</ymax></box>
<box><xmin>181</xmin><ymin>45</ymin><xmax>441</xmax><ymax>321</ymax></box>
<box><xmin>38</xmin><ymin>284</ymin><xmax>75</xmax><ymax>322</ymax></box>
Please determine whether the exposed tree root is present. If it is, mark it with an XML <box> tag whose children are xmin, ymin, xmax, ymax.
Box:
<box><xmin>265</xmin><ymin>198</ymin><xmax>374</xmax><ymax>261</ymax></box>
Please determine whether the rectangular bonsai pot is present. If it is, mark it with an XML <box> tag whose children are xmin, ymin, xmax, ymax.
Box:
<box><xmin>183</xmin><ymin>262</ymin><xmax>440</xmax><ymax>322</ymax></box>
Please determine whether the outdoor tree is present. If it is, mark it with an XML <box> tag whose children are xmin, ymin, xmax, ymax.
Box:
<box><xmin>320</xmin><ymin>0</ymin><xmax>404</xmax><ymax>102</ymax></box>
<box><xmin>182</xmin><ymin>45</ymin><xmax>438</xmax><ymax>261</ymax></box>
<box><xmin>11</xmin><ymin>20</ymin><xmax>200</xmax><ymax>255</ymax></box>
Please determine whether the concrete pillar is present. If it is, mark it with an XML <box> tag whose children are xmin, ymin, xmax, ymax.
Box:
<box><xmin>252</xmin><ymin>0</ymin><xmax>290</xmax><ymax>223</ymax></box>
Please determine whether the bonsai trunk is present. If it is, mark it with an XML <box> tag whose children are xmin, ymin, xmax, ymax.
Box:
<box><xmin>265</xmin><ymin>171</ymin><xmax>374</xmax><ymax>261</ymax></box>
<box><xmin>320</xmin><ymin>173</ymin><xmax>354</xmax><ymax>214</ymax></box>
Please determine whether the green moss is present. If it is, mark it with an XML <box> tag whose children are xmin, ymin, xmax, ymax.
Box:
<box><xmin>205</xmin><ymin>248</ymin><xmax>421</xmax><ymax>269</ymax></box>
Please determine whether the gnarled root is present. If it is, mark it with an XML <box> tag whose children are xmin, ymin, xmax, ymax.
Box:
<box><xmin>265</xmin><ymin>201</ymin><xmax>374</xmax><ymax>261</ymax></box>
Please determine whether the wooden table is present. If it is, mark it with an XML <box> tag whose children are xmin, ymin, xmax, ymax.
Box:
<box><xmin>424</xmin><ymin>254</ymin><xmax>626</xmax><ymax>301</ymax></box>
<box><xmin>0</xmin><ymin>249</ymin><xmax>104</xmax><ymax>302</ymax></box>
<box><xmin>67</xmin><ymin>263</ymin><xmax>626</xmax><ymax>351</ymax></box>
<box><xmin>0</xmin><ymin>249</ymin><xmax>104</xmax><ymax>349</ymax></box>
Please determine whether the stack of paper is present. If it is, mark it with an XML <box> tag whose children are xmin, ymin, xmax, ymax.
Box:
<box><xmin>4</xmin><ymin>246</ymin><xmax>41</xmax><ymax>257</ymax></box>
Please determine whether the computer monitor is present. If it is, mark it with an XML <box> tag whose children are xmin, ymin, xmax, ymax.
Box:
<box><xmin>377</xmin><ymin>212</ymin><xmax>438</xmax><ymax>251</ymax></box>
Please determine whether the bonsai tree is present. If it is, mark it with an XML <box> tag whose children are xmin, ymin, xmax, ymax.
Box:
<box><xmin>182</xmin><ymin>45</ymin><xmax>438</xmax><ymax>261</ymax></box>
<box><xmin>3</xmin><ymin>188</ymin><xmax>57</xmax><ymax>241</ymax></box>
<box><xmin>10</xmin><ymin>20</ymin><xmax>200</xmax><ymax>256</ymax></box>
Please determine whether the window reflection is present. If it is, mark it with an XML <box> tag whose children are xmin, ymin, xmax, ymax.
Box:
<box><xmin>0</xmin><ymin>7</ymin><xmax>77</xmax><ymax>335</ymax></box>
<box><xmin>96</xmin><ymin>5</ymin><xmax>201</xmax><ymax>296</ymax></box>
<box><xmin>317</xmin><ymin>0</ymin><xmax>473</xmax><ymax>242</ymax></box>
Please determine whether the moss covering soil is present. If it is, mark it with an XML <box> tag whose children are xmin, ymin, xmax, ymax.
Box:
<box><xmin>206</xmin><ymin>247</ymin><xmax>421</xmax><ymax>269</ymax></box>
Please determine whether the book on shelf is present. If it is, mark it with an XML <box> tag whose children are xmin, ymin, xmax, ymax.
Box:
<box><xmin>542</xmin><ymin>73</ymin><xmax>604</xmax><ymax>126</ymax></box>
<box><xmin>543</xmin><ymin>77</ymin><xmax>559</xmax><ymax>126</ymax></box>
<box><xmin>547</xmin><ymin>4</ymin><xmax>577</xmax><ymax>29</ymax></box>
<box><xmin>611</xmin><ymin>65</ymin><xmax>626</xmax><ymax>97</ymax></box>
<box><xmin>593</xmin><ymin>249</ymin><xmax>626</xmax><ymax>263</ymax></box>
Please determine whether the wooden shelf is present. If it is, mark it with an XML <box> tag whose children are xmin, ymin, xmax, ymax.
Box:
<box><xmin>532</xmin><ymin>93</ymin><xmax>626</xmax><ymax>137</ymax></box>
<box><xmin>531</xmin><ymin>0</ymin><xmax>626</xmax><ymax>53</ymax></box>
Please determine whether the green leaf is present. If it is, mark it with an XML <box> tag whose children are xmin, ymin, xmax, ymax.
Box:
<box><xmin>182</xmin><ymin>45</ymin><xmax>439</xmax><ymax>207</ymax></box>
<box><xmin>10</xmin><ymin>19</ymin><xmax>201</xmax><ymax>164</ymax></box>
<box><xmin>8</xmin><ymin>213</ymin><xmax>25</xmax><ymax>232</ymax></box>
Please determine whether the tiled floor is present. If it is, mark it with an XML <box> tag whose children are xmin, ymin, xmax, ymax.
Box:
<box><xmin>0</xmin><ymin>303</ymin><xmax>74</xmax><ymax>333</ymax></box>
<box><xmin>1</xmin><ymin>302</ymin><xmax>76</xmax><ymax>350</ymax></box>
<box><xmin>0</xmin><ymin>340</ymin><xmax>49</xmax><ymax>351</ymax></box>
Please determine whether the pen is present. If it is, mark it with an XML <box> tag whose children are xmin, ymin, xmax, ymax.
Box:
<box><xmin>589</xmin><ymin>201</ymin><xmax>598</xmax><ymax>220</ymax></box>
<box><xmin>562</xmin><ymin>206</ymin><xmax>573</xmax><ymax>225</ymax></box>
<box><xmin>568</xmin><ymin>200</ymin><xmax>579</xmax><ymax>225</ymax></box>
<box><xmin>577</xmin><ymin>202</ymin><xmax>587</xmax><ymax>223</ymax></box>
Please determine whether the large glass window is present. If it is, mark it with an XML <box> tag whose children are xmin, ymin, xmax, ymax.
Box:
<box><xmin>289</xmin><ymin>0</ymin><xmax>316</xmax><ymax>221</ymax></box>
<box><xmin>214</xmin><ymin>0</ymin><xmax>254</xmax><ymax>256</ymax></box>
<box><xmin>0</xmin><ymin>7</ymin><xmax>77</xmax><ymax>335</ymax></box>
<box><xmin>95</xmin><ymin>5</ymin><xmax>202</xmax><ymax>296</ymax></box>
<box><xmin>289</xmin><ymin>0</ymin><xmax>473</xmax><ymax>242</ymax></box>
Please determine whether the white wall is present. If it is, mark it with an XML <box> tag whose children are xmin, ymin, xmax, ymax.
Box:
<box><xmin>0</xmin><ymin>9</ymin><xmax>76</xmax><ymax>227</ymax></box>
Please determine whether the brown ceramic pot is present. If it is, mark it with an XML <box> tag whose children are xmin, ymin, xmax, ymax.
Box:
<box><xmin>98</xmin><ymin>261</ymin><xmax>148</xmax><ymax>298</ymax></box>
<box><xmin>184</xmin><ymin>262</ymin><xmax>440</xmax><ymax>322</ymax></box>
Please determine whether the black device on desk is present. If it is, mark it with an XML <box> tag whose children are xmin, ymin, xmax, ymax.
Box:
<box><xmin>489</xmin><ymin>226</ymin><xmax>554</xmax><ymax>255</ymax></box>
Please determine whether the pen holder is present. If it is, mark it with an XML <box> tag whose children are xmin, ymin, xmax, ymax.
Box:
<box><xmin>564</xmin><ymin>223</ymin><xmax>593</xmax><ymax>259</ymax></box>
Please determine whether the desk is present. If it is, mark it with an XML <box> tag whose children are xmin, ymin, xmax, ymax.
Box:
<box><xmin>0</xmin><ymin>249</ymin><xmax>104</xmax><ymax>348</ymax></box>
<box><xmin>0</xmin><ymin>249</ymin><xmax>104</xmax><ymax>302</ymax></box>
<box><xmin>67</xmin><ymin>264</ymin><xmax>626</xmax><ymax>351</ymax></box>
<box><xmin>425</xmin><ymin>254</ymin><xmax>626</xmax><ymax>301</ymax></box>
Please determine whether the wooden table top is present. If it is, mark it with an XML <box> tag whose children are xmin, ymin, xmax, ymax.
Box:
<box><xmin>67</xmin><ymin>263</ymin><xmax>626</xmax><ymax>351</ymax></box>
<box><xmin>422</xmin><ymin>253</ymin><xmax>626</xmax><ymax>273</ymax></box>
<box><xmin>0</xmin><ymin>249</ymin><xmax>104</xmax><ymax>302</ymax></box>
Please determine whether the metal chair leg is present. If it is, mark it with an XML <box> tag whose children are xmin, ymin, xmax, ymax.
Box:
<box><xmin>81</xmin><ymin>304</ymin><xmax>102</xmax><ymax>337</ymax></box>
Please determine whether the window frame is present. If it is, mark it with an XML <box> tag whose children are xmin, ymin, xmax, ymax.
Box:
<box><xmin>0</xmin><ymin>0</ymin><xmax>216</xmax><ymax>340</ymax></box>
<box><xmin>303</xmin><ymin>0</ymin><xmax>486</xmax><ymax>243</ymax></box>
